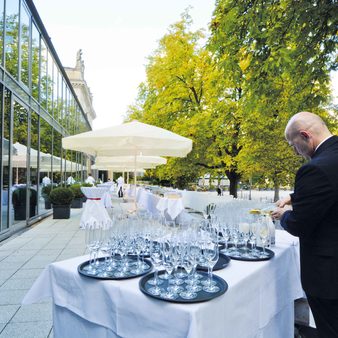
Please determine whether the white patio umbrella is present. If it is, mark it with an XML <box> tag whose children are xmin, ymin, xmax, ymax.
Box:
<box><xmin>95</xmin><ymin>155</ymin><xmax>167</xmax><ymax>167</ymax></box>
<box><xmin>62</xmin><ymin>120</ymin><xmax>192</xmax><ymax>208</ymax></box>
<box><xmin>62</xmin><ymin>120</ymin><xmax>192</xmax><ymax>157</ymax></box>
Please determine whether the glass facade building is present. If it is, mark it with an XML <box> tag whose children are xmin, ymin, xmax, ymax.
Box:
<box><xmin>0</xmin><ymin>0</ymin><xmax>91</xmax><ymax>240</ymax></box>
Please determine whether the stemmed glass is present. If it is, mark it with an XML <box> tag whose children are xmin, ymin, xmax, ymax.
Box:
<box><xmin>131</xmin><ymin>234</ymin><xmax>146</xmax><ymax>274</ymax></box>
<box><xmin>180</xmin><ymin>258</ymin><xmax>197</xmax><ymax>299</ymax></box>
<box><xmin>147</xmin><ymin>240</ymin><xmax>164</xmax><ymax>296</ymax></box>
<box><xmin>161</xmin><ymin>256</ymin><xmax>178</xmax><ymax>300</ymax></box>
<box><xmin>219</xmin><ymin>222</ymin><xmax>230</xmax><ymax>254</ymax></box>
<box><xmin>84</xmin><ymin>224</ymin><xmax>98</xmax><ymax>275</ymax></box>
<box><xmin>229</xmin><ymin>225</ymin><xmax>240</xmax><ymax>257</ymax></box>
<box><xmin>201</xmin><ymin>239</ymin><xmax>220</xmax><ymax>293</ymax></box>
<box><xmin>167</xmin><ymin>244</ymin><xmax>184</xmax><ymax>294</ymax></box>
<box><xmin>99</xmin><ymin>227</ymin><xmax>113</xmax><ymax>277</ymax></box>
<box><xmin>239</xmin><ymin>221</ymin><xmax>250</xmax><ymax>257</ymax></box>
<box><xmin>249</xmin><ymin>222</ymin><xmax>259</xmax><ymax>257</ymax></box>
<box><xmin>259</xmin><ymin>218</ymin><xmax>270</xmax><ymax>258</ymax></box>
<box><xmin>159</xmin><ymin>240</ymin><xmax>173</xmax><ymax>280</ymax></box>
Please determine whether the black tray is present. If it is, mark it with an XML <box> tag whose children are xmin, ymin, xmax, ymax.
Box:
<box><xmin>222</xmin><ymin>246</ymin><xmax>274</xmax><ymax>261</ymax></box>
<box><xmin>139</xmin><ymin>270</ymin><xmax>228</xmax><ymax>303</ymax></box>
<box><xmin>78</xmin><ymin>256</ymin><xmax>152</xmax><ymax>280</ymax></box>
<box><xmin>197</xmin><ymin>253</ymin><xmax>230</xmax><ymax>271</ymax></box>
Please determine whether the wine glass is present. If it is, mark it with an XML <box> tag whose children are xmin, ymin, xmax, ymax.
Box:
<box><xmin>161</xmin><ymin>256</ymin><xmax>178</xmax><ymax>300</ymax></box>
<box><xmin>201</xmin><ymin>240</ymin><xmax>220</xmax><ymax>293</ymax></box>
<box><xmin>180</xmin><ymin>258</ymin><xmax>197</xmax><ymax>299</ymax></box>
<box><xmin>249</xmin><ymin>222</ymin><xmax>259</xmax><ymax>257</ymax></box>
<box><xmin>239</xmin><ymin>221</ymin><xmax>250</xmax><ymax>257</ymax></box>
<box><xmin>147</xmin><ymin>240</ymin><xmax>164</xmax><ymax>296</ymax></box>
<box><xmin>84</xmin><ymin>224</ymin><xmax>98</xmax><ymax>275</ymax></box>
<box><xmin>259</xmin><ymin>218</ymin><xmax>270</xmax><ymax>258</ymax></box>
<box><xmin>159</xmin><ymin>240</ymin><xmax>173</xmax><ymax>280</ymax></box>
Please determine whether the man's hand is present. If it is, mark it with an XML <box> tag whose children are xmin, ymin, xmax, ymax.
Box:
<box><xmin>275</xmin><ymin>195</ymin><xmax>291</xmax><ymax>208</ymax></box>
<box><xmin>271</xmin><ymin>207</ymin><xmax>286</xmax><ymax>220</ymax></box>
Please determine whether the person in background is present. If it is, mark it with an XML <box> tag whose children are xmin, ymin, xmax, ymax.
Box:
<box><xmin>117</xmin><ymin>175</ymin><xmax>124</xmax><ymax>198</ymax></box>
<box><xmin>67</xmin><ymin>175</ymin><xmax>75</xmax><ymax>185</ymax></box>
<box><xmin>85</xmin><ymin>173</ymin><xmax>96</xmax><ymax>186</ymax></box>
<box><xmin>216</xmin><ymin>186</ymin><xmax>222</xmax><ymax>196</ymax></box>
<box><xmin>42</xmin><ymin>175</ymin><xmax>51</xmax><ymax>186</ymax></box>
<box><xmin>271</xmin><ymin>112</ymin><xmax>338</xmax><ymax>338</ymax></box>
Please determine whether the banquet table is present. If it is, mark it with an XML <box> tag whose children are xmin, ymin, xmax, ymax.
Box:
<box><xmin>80</xmin><ymin>187</ymin><xmax>112</xmax><ymax>229</ymax></box>
<box><xmin>22</xmin><ymin>230</ymin><xmax>302</xmax><ymax>338</ymax></box>
<box><xmin>136</xmin><ymin>188</ymin><xmax>185</xmax><ymax>220</ymax></box>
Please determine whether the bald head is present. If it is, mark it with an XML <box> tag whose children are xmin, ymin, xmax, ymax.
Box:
<box><xmin>285</xmin><ymin>112</ymin><xmax>332</xmax><ymax>159</ymax></box>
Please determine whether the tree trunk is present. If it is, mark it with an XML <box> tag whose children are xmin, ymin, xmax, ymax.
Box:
<box><xmin>273</xmin><ymin>184</ymin><xmax>280</xmax><ymax>202</ymax></box>
<box><xmin>226</xmin><ymin>171</ymin><xmax>241</xmax><ymax>198</ymax></box>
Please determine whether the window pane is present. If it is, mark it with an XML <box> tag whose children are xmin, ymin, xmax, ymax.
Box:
<box><xmin>5</xmin><ymin>0</ymin><xmax>19</xmax><ymax>79</ymax></box>
<box><xmin>29</xmin><ymin>110</ymin><xmax>38</xmax><ymax>218</ymax></box>
<box><xmin>39</xmin><ymin>116</ymin><xmax>52</xmax><ymax>213</ymax></box>
<box><xmin>47</xmin><ymin>51</ymin><xmax>54</xmax><ymax>114</ymax></box>
<box><xmin>0</xmin><ymin>0</ymin><xmax>4</xmax><ymax>65</ymax></box>
<box><xmin>40</xmin><ymin>40</ymin><xmax>47</xmax><ymax>109</ymax></box>
<box><xmin>53</xmin><ymin>131</ymin><xmax>62</xmax><ymax>184</ymax></box>
<box><xmin>31</xmin><ymin>23</ymin><xmax>40</xmax><ymax>100</ymax></box>
<box><xmin>1</xmin><ymin>89</ymin><xmax>10</xmax><ymax>231</ymax></box>
<box><xmin>12</xmin><ymin>101</ymin><xmax>29</xmax><ymax>224</ymax></box>
<box><xmin>20</xmin><ymin>2</ymin><xmax>30</xmax><ymax>87</ymax></box>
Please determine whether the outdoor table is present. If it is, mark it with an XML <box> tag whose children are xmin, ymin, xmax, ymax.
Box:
<box><xmin>80</xmin><ymin>187</ymin><xmax>112</xmax><ymax>229</ymax></box>
<box><xmin>22</xmin><ymin>230</ymin><xmax>302</xmax><ymax>338</ymax></box>
<box><xmin>156</xmin><ymin>194</ymin><xmax>185</xmax><ymax>220</ymax></box>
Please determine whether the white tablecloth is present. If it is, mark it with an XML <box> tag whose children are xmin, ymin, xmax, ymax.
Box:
<box><xmin>136</xmin><ymin>188</ymin><xmax>185</xmax><ymax>220</ymax></box>
<box><xmin>22</xmin><ymin>230</ymin><xmax>302</xmax><ymax>338</ymax></box>
<box><xmin>156</xmin><ymin>196</ymin><xmax>185</xmax><ymax>220</ymax></box>
<box><xmin>80</xmin><ymin>187</ymin><xmax>112</xmax><ymax>229</ymax></box>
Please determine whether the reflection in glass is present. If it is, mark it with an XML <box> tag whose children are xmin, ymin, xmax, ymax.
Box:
<box><xmin>20</xmin><ymin>2</ymin><xmax>30</xmax><ymax>87</ymax></box>
<box><xmin>39</xmin><ymin>117</ymin><xmax>53</xmax><ymax>214</ymax></box>
<box><xmin>30</xmin><ymin>111</ymin><xmax>39</xmax><ymax>218</ymax></box>
<box><xmin>12</xmin><ymin>101</ymin><xmax>29</xmax><ymax>223</ymax></box>
<box><xmin>40</xmin><ymin>40</ymin><xmax>47</xmax><ymax>109</ymax></box>
<box><xmin>31</xmin><ymin>23</ymin><xmax>40</xmax><ymax>101</ymax></box>
<box><xmin>1</xmin><ymin>89</ymin><xmax>11</xmax><ymax>231</ymax></box>
<box><xmin>5</xmin><ymin>0</ymin><xmax>19</xmax><ymax>79</ymax></box>
<box><xmin>0</xmin><ymin>0</ymin><xmax>4</xmax><ymax>65</ymax></box>
<box><xmin>47</xmin><ymin>51</ymin><xmax>54</xmax><ymax>114</ymax></box>
<box><xmin>53</xmin><ymin>131</ymin><xmax>62</xmax><ymax>185</ymax></box>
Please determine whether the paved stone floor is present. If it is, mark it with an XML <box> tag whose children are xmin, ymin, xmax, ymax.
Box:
<box><xmin>0</xmin><ymin>208</ymin><xmax>85</xmax><ymax>338</ymax></box>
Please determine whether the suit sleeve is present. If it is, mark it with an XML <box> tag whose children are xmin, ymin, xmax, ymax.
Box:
<box><xmin>280</xmin><ymin>164</ymin><xmax>335</xmax><ymax>238</ymax></box>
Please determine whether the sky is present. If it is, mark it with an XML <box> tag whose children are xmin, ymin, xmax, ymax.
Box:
<box><xmin>33</xmin><ymin>1</ymin><xmax>337</xmax><ymax>131</ymax></box>
<box><xmin>32</xmin><ymin>0</ymin><xmax>216</xmax><ymax>130</ymax></box>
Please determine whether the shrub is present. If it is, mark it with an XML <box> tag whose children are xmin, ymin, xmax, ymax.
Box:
<box><xmin>12</xmin><ymin>187</ymin><xmax>37</xmax><ymax>206</ymax></box>
<box><xmin>41</xmin><ymin>184</ymin><xmax>56</xmax><ymax>199</ymax></box>
<box><xmin>49</xmin><ymin>187</ymin><xmax>74</xmax><ymax>206</ymax></box>
<box><xmin>81</xmin><ymin>182</ymin><xmax>93</xmax><ymax>187</ymax></box>
<box><xmin>69</xmin><ymin>184</ymin><xmax>84</xmax><ymax>199</ymax></box>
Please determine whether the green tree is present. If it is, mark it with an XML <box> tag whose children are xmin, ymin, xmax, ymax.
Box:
<box><xmin>209</xmin><ymin>0</ymin><xmax>338</xmax><ymax>200</ymax></box>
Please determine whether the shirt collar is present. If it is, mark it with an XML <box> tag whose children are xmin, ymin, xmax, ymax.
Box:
<box><xmin>315</xmin><ymin>135</ymin><xmax>333</xmax><ymax>152</ymax></box>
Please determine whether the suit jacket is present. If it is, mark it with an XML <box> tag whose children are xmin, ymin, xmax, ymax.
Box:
<box><xmin>281</xmin><ymin>135</ymin><xmax>338</xmax><ymax>299</ymax></box>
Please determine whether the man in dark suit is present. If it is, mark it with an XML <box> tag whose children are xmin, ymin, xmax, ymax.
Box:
<box><xmin>272</xmin><ymin>112</ymin><xmax>338</xmax><ymax>338</ymax></box>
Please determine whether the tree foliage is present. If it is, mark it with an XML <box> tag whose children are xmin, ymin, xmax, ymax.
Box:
<box><xmin>126</xmin><ymin>3</ymin><xmax>337</xmax><ymax>198</ymax></box>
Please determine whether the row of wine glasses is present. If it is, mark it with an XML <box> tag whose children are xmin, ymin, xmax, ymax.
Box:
<box><xmin>145</xmin><ymin>227</ymin><xmax>222</xmax><ymax>300</ymax></box>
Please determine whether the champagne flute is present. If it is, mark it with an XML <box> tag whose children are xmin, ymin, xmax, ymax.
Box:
<box><xmin>147</xmin><ymin>240</ymin><xmax>164</xmax><ymax>295</ymax></box>
<box><xmin>180</xmin><ymin>258</ymin><xmax>197</xmax><ymax>299</ymax></box>
<box><xmin>259</xmin><ymin>218</ymin><xmax>269</xmax><ymax>258</ymax></box>
<box><xmin>201</xmin><ymin>240</ymin><xmax>220</xmax><ymax>293</ymax></box>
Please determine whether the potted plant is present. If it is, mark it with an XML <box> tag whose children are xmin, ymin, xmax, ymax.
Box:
<box><xmin>12</xmin><ymin>187</ymin><xmax>37</xmax><ymax>220</ymax></box>
<box><xmin>41</xmin><ymin>184</ymin><xmax>54</xmax><ymax>210</ymax></box>
<box><xmin>69</xmin><ymin>184</ymin><xmax>84</xmax><ymax>208</ymax></box>
<box><xmin>49</xmin><ymin>187</ymin><xmax>74</xmax><ymax>219</ymax></box>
